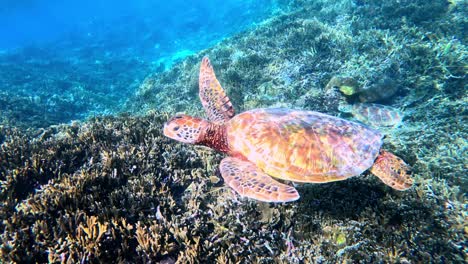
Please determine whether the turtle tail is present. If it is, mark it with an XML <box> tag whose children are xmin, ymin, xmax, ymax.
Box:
<box><xmin>370</xmin><ymin>150</ymin><xmax>413</xmax><ymax>190</ymax></box>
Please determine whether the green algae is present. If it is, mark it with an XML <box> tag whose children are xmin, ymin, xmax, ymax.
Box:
<box><xmin>335</xmin><ymin>233</ymin><xmax>346</xmax><ymax>246</ymax></box>
<box><xmin>339</xmin><ymin>85</ymin><xmax>356</xmax><ymax>96</ymax></box>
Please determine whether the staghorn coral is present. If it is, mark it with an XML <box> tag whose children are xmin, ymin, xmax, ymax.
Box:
<box><xmin>0</xmin><ymin>0</ymin><xmax>466</xmax><ymax>262</ymax></box>
<box><xmin>0</xmin><ymin>111</ymin><xmax>466</xmax><ymax>262</ymax></box>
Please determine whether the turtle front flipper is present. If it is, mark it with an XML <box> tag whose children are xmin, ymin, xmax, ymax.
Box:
<box><xmin>220</xmin><ymin>157</ymin><xmax>300</xmax><ymax>202</ymax></box>
<box><xmin>370</xmin><ymin>150</ymin><xmax>413</xmax><ymax>190</ymax></box>
<box><xmin>199</xmin><ymin>56</ymin><xmax>235</xmax><ymax>123</ymax></box>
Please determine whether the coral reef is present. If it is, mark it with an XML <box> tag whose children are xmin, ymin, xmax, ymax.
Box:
<box><xmin>0</xmin><ymin>0</ymin><xmax>466</xmax><ymax>262</ymax></box>
<box><xmin>129</xmin><ymin>0</ymin><xmax>467</xmax><ymax>189</ymax></box>
<box><xmin>0</xmin><ymin>43</ymin><xmax>153</xmax><ymax>128</ymax></box>
<box><xmin>0</xmin><ymin>113</ymin><xmax>466</xmax><ymax>262</ymax></box>
<box><xmin>325</xmin><ymin>76</ymin><xmax>359</xmax><ymax>96</ymax></box>
<box><xmin>0</xmin><ymin>0</ymin><xmax>279</xmax><ymax>129</ymax></box>
<box><xmin>130</xmin><ymin>0</ymin><xmax>466</xmax><ymax>112</ymax></box>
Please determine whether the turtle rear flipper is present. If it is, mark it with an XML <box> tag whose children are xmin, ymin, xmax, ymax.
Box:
<box><xmin>370</xmin><ymin>150</ymin><xmax>413</xmax><ymax>190</ymax></box>
<box><xmin>199</xmin><ymin>56</ymin><xmax>235</xmax><ymax>123</ymax></box>
<box><xmin>220</xmin><ymin>157</ymin><xmax>300</xmax><ymax>202</ymax></box>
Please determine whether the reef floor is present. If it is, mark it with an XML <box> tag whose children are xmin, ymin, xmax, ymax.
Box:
<box><xmin>1</xmin><ymin>0</ymin><xmax>467</xmax><ymax>262</ymax></box>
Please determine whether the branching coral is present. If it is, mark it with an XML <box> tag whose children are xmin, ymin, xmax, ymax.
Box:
<box><xmin>0</xmin><ymin>0</ymin><xmax>466</xmax><ymax>263</ymax></box>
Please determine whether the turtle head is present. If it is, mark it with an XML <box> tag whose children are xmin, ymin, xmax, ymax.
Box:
<box><xmin>164</xmin><ymin>114</ymin><xmax>211</xmax><ymax>144</ymax></box>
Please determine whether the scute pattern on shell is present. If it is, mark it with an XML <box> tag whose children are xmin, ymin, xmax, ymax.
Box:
<box><xmin>351</xmin><ymin>103</ymin><xmax>403</xmax><ymax>127</ymax></box>
<box><xmin>227</xmin><ymin>108</ymin><xmax>383</xmax><ymax>183</ymax></box>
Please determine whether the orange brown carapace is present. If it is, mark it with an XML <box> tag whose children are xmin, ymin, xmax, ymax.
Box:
<box><xmin>226</xmin><ymin>108</ymin><xmax>383</xmax><ymax>183</ymax></box>
<box><xmin>163</xmin><ymin>56</ymin><xmax>413</xmax><ymax>202</ymax></box>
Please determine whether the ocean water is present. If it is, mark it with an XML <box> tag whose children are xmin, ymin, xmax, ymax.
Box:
<box><xmin>0</xmin><ymin>0</ymin><xmax>279</xmax><ymax>126</ymax></box>
<box><xmin>0</xmin><ymin>0</ymin><xmax>467</xmax><ymax>263</ymax></box>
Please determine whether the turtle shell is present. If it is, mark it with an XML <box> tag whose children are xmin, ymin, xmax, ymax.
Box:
<box><xmin>226</xmin><ymin>108</ymin><xmax>383</xmax><ymax>183</ymax></box>
<box><xmin>351</xmin><ymin>103</ymin><xmax>403</xmax><ymax>128</ymax></box>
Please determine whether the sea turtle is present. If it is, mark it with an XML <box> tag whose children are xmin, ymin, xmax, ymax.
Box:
<box><xmin>339</xmin><ymin>103</ymin><xmax>404</xmax><ymax>128</ymax></box>
<box><xmin>163</xmin><ymin>57</ymin><xmax>413</xmax><ymax>202</ymax></box>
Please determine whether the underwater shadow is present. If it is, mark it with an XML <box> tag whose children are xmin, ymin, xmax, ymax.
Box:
<box><xmin>296</xmin><ymin>176</ymin><xmax>433</xmax><ymax>223</ymax></box>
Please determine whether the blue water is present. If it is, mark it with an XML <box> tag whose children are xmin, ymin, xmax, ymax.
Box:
<box><xmin>1</xmin><ymin>0</ymin><xmax>277</xmax><ymax>51</ymax></box>
<box><xmin>0</xmin><ymin>0</ymin><xmax>279</xmax><ymax>126</ymax></box>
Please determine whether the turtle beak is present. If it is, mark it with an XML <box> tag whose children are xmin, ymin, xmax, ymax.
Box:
<box><xmin>163</xmin><ymin>119</ymin><xmax>179</xmax><ymax>139</ymax></box>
